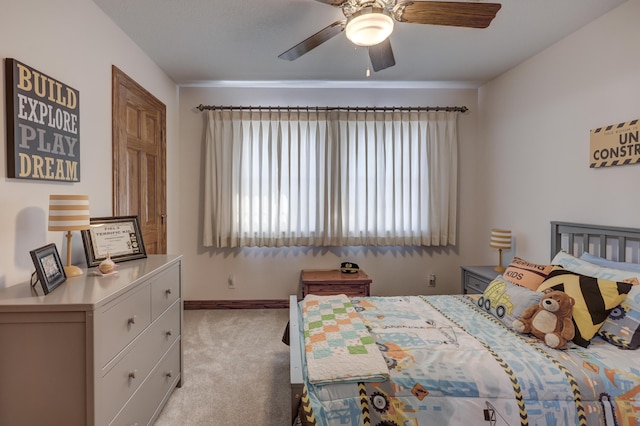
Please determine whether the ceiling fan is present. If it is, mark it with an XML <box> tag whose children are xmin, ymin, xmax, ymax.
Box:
<box><xmin>278</xmin><ymin>0</ymin><xmax>501</xmax><ymax>72</ymax></box>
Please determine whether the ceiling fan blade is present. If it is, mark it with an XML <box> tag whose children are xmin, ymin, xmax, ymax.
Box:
<box><xmin>394</xmin><ymin>1</ymin><xmax>501</xmax><ymax>28</ymax></box>
<box><xmin>278</xmin><ymin>20</ymin><xmax>345</xmax><ymax>61</ymax></box>
<box><xmin>313</xmin><ymin>0</ymin><xmax>347</xmax><ymax>6</ymax></box>
<box><xmin>369</xmin><ymin>38</ymin><xmax>396</xmax><ymax>72</ymax></box>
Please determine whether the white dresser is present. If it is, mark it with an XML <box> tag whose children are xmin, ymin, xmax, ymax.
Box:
<box><xmin>0</xmin><ymin>254</ymin><xmax>183</xmax><ymax>426</ymax></box>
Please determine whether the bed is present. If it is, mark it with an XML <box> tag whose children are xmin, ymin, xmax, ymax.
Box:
<box><xmin>288</xmin><ymin>222</ymin><xmax>640</xmax><ymax>426</ymax></box>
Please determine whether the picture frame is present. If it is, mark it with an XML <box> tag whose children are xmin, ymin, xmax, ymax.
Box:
<box><xmin>81</xmin><ymin>215</ymin><xmax>147</xmax><ymax>267</ymax></box>
<box><xmin>30</xmin><ymin>243</ymin><xmax>67</xmax><ymax>295</ymax></box>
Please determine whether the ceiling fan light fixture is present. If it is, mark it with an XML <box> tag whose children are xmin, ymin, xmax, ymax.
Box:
<box><xmin>345</xmin><ymin>7</ymin><xmax>394</xmax><ymax>47</ymax></box>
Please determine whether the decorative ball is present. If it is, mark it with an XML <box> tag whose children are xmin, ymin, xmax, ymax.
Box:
<box><xmin>99</xmin><ymin>253</ymin><xmax>116</xmax><ymax>274</ymax></box>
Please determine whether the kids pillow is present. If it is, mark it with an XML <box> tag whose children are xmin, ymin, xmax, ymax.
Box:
<box><xmin>538</xmin><ymin>266</ymin><xmax>636</xmax><ymax>347</ymax></box>
<box><xmin>598</xmin><ymin>285</ymin><xmax>640</xmax><ymax>349</ymax></box>
<box><xmin>551</xmin><ymin>250</ymin><xmax>640</xmax><ymax>283</ymax></box>
<box><xmin>503</xmin><ymin>256</ymin><xmax>554</xmax><ymax>290</ymax></box>
<box><xmin>580</xmin><ymin>252</ymin><xmax>640</xmax><ymax>274</ymax></box>
<box><xmin>478</xmin><ymin>275</ymin><xmax>543</xmax><ymax>328</ymax></box>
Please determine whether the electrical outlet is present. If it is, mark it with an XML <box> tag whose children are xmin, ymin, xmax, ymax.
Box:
<box><xmin>428</xmin><ymin>274</ymin><xmax>436</xmax><ymax>287</ymax></box>
<box><xmin>228</xmin><ymin>274</ymin><xmax>236</xmax><ymax>289</ymax></box>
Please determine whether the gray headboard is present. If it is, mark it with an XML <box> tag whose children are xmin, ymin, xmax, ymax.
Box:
<box><xmin>551</xmin><ymin>221</ymin><xmax>640</xmax><ymax>263</ymax></box>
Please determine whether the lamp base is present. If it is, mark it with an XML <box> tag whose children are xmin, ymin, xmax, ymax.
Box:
<box><xmin>493</xmin><ymin>265</ymin><xmax>506</xmax><ymax>273</ymax></box>
<box><xmin>64</xmin><ymin>264</ymin><xmax>84</xmax><ymax>277</ymax></box>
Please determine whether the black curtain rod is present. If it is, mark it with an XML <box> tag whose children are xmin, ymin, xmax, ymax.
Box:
<box><xmin>196</xmin><ymin>104</ymin><xmax>468</xmax><ymax>113</ymax></box>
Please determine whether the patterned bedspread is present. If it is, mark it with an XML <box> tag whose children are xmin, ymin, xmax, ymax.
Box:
<box><xmin>299</xmin><ymin>295</ymin><xmax>640</xmax><ymax>426</ymax></box>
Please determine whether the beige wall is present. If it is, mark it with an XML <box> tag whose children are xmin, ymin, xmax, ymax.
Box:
<box><xmin>178</xmin><ymin>86</ymin><xmax>482</xmax><ymax>299</ymax></box>
<box><xmin>0</xmin><ymin>0</ymin><xmax>179</xmax><ymax>288</ymax></box>
<box><xmin>477</xmin><ymin>0</ymin><xmax>640</xmax><ymax>264</ymax></box>
<box><xmin>3</xmin><ymin>0</ymin><xmax>636</xmax><ymax>301</ymax></box>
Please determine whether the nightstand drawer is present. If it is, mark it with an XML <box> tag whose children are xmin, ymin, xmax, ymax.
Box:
<box><xmin>301</xmin><ymin>270</ymin><xmax>371</xmax><ymax>285</ymax></box>
<box><xmin>465</xmin><ymin>274</ymin><xmax>490</xmax><ymax>294</ymax></box>
<box><xmin>305</xmin><ymin>283</ymin><xmax>369</xmax><ymax>297</ymax></box>
<box><xmin>300</xmin><ymin>269</ymin><xmax>372</xmax><ymax>298</ymax></box>
<box><xmin>461</xmin><ymin>266</ymin><xmax>499</xmax><ymax>294</ymax></box>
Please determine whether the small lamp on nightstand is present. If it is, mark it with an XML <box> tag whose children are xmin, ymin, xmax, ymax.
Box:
<box><xmin>48</xmin><ymin>194</ymin><xmax>90</xmax><ymax>277</ymax></box>
<box><xmin>490</xmin><ymin>228</ymin><xmax>511</xmax><ymax>273</ymax></box>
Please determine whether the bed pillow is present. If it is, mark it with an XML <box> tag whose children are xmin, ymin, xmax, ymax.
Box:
<box><xmin>598</xmin><ymin>285</ymin><xmax>640</xmax><ymax>349</ymax></box>
<box><xmin>580</xmin><ymin>252</ymin><xmax>640</xmax><ymax>274</ymax></box>
<box><xmin>478</xmin><ymin>275</ymin><xmax>543</xmax><ymax>328</ymax></box>
<box><xmin>551</xmin><ymin>250</ymin><xmax>640</xmax><ymax>283</ymax></box>
<box><xmin>503</xmin><ymin>256</ymin><xmax>554</xmax><ymax>290</ymax></box>
<box><xmin>537</xmin><ymin>266</ymin><xmax>636</xmax><ymax>347</ymax></box>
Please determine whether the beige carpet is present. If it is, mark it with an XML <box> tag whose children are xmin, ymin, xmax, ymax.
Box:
<box><xmin>155</xmin><ymin>308</ymin><xmax>291</xmax><ymax>425</ymax></box>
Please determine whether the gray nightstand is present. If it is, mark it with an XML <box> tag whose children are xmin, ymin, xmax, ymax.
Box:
<box><xmin>461</xmin><ymin>265</ymin><xmax>500</xmax><ymax>294</ymax></box>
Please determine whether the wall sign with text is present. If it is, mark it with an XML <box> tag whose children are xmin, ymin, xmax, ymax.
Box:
<box><xmin>590</xmin><ymin>119</ymin><xmax>639</xmax><ymax>168</ymax></box>
<box><xmin>4</xmin><ymin>58</ymin><xmax>80</xmax><ymax>181</ymax></box>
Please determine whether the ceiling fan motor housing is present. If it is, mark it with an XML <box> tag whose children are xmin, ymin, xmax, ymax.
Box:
<box><xmin>341</xmin><ymin>0</ymin><xmax>397</xmax><ymax>17</ymax></box>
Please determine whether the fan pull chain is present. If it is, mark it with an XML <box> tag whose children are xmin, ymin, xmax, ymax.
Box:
<box><xmin>360</xmin><ymin>46</ymin><xmax>370</xmax><ymax>77</ymax></box>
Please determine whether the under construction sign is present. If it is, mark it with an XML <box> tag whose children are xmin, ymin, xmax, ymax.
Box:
<box><xmin>590</xmin><ymin>119</ymin><xmax>640</xmax><ymax>168</ymax></box>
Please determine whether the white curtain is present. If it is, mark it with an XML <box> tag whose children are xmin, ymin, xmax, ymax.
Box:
<box><xmin>203</xmin><ymin>108</ymin><xmax>458</xmax><ymax>248</ymax></box>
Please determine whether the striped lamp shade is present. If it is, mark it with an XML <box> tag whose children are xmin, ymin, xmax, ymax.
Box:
<box><xmin>490</xmin><ymin>229</ymin><xmax>511</xmax><ymax>250</ymax></box>
<box><xmin>48</xmin><ymin>195</ymin><xmax>90</xmax><ymax>231</ymax></box>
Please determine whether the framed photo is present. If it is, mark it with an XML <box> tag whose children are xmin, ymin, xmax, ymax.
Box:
<box><xmin>30</xmin><ymin>243</ymin><xmax>67</xmax><ymax>295</ymax></box>
<box><xmin>81</xmin><ymin>215</ymin><xmax>147</xmax><ymax>267</ymax></box>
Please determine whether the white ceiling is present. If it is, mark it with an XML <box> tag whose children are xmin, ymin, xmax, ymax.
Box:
<box><xmin>91</xmin><ymin>0</ymin><xmax>627</xmax><ymax>86</ymax></box>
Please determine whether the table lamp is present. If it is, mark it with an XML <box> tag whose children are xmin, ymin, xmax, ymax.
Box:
<box><xmin>48</xmin><ymin>194</ymin><xmax>90</xmax><ymax>277</ymax></box>
<box><xmin>490</xmin><ymin>228</ymin><xmax>511</xmax><ymax>272</ymax></box>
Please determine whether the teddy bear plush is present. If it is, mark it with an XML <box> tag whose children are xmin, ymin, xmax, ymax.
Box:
<box><xmin>512</xmin><ymin>289</ymin><xmax>575</xmax><ymax>349</ymax></box>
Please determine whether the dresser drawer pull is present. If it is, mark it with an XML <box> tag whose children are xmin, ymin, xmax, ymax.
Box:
<box><xmin>166</xmin><ymin>329</ymin><xmax>173</xmax><ymax>337</ymax></box>
<box><xmin>127</xmin><ymin>315</ymin><xmax>137</xmax><ymax>325</ymax></box>
<box><xmin>166</xmin><ymin>370</ymin><xmax>173</xmax><ymax>378</ymax></box>
<box><xmin>128</xmin><ymin>370</ymin><xmax>137</xmax><ymax>380</ymax></box>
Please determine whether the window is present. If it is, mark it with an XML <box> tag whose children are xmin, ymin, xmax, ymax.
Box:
<box><xmin>203</xmin><ymin>108</ymin><xmax>459</xmax><ymax>248</ymax></box>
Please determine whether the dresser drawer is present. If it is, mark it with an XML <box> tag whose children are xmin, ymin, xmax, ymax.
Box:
<box><xmin>110</xmin><ymin>341</ymin><xmax>181</xmax><ymax>426</ymax></box>
<box><xmin>151</xmin><ymin>265</ymin><xmax>180</xmax><ymax>320</ymax></box>
<box><xmin>95</xmin><ymin>283</ymin><xmax>152</xmax><ymax>368</ymax></box>
<box><xmin>98</xmin><ymin>300</ymin><xmax>180</xmax><ymax>424</ymax></box>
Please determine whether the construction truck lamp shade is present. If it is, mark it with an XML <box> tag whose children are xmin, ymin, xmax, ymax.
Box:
<box><xmin>48</xmin><ymin>195</ymin><xmax>90</xmax><ymax>277</ymax></box>
<box><xmin>490</xmin><ymin>228</ymin><xmax>511</xmax><ymax>273</ymax></box>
